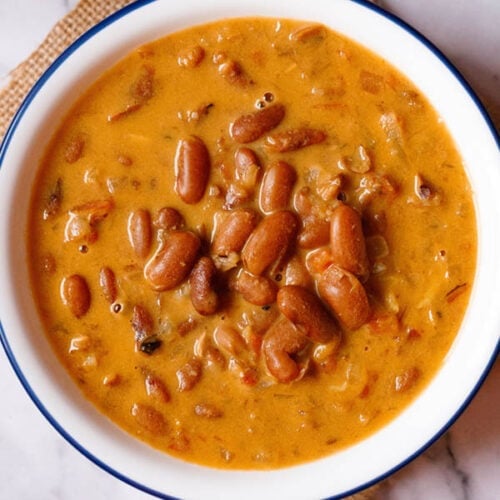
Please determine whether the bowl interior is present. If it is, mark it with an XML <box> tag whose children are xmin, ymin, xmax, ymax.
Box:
<box><xmin>0</xmin><ymin>0</ymin><xmax>499</xmax><ymax>499</ymax></box>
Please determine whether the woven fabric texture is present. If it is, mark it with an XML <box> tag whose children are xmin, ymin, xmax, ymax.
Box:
<box><xmin>0</xmin><ymin>0</ymin><xmax>135</xmax><ymax>138</ymax></box>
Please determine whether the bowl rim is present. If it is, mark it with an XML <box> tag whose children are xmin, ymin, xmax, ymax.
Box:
<box><xmin>0</xmin><ymin>0</ymin><xmax>499</xmax><ymax>499</ymax></box>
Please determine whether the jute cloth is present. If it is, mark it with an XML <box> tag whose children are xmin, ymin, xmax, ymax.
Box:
<box><xmin>0</xmin><ymin>0</ymin><xmax>401</xmax><ymax>497</ymax></box>
<box><xmin>0</xmin><ymin>0</ymin><xmax>135</xmax><ymax>139</ymax></box>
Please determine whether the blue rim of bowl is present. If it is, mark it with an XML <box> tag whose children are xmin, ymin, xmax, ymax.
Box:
<box><xmin>0</xmin><ymin>0</ymin><xmax>499</xmax><ymax>499</ymax></box>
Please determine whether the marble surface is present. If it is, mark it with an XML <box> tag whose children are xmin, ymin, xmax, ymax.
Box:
<box><xmin>0</xmin><ymin>1</ymin><xmax>498</xmax><ymax>499</ymax></box>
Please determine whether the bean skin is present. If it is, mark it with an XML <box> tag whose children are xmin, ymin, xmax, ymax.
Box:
<box><xmin>131</xmin><ymin>403</ymin><xmax>168</xmax><ymax>435</ymax></box>
<box><xmin>262</xmin><ymin>318</ymin><xmax>309</xmax><ymax>383</ymax></box>
<box><xmin>277</xmin><ymin>285</ymin><xmax>339</xmax><ymax>343</ymax></box>
<box><xmin>61</xmin><ymin>274</ymin><xmax>91</xmax><ymax>318</ymax></box>
<box><xmin>229</xmin><ymin>103</ymin><xmax>285</xmax><ymax>143</ymax></box>
<box><xmin>99</xmin><ymin>266</ymin><xmax>118</xmax><ymax>304</ymax></box>
<box><xmin>211</xmin><ymin>208</ymin><xmax>259</xmax><ymax>257</ymax></box>
<box><xmin>131</xmin><ymin>304</ymin><xmax>163</xmax><ymax>354</ymax></box>
<box><xmin>298</xmin><ymin>215</ymin><xmax>330</xmax><ymax>249</ymax></box>
<box><xmin>144</xmin><ymin>371</ymin><xmax>171</xmax><ymax>403</ymax></box>
<box><xmin>234</xmin><ymin>147</ymin><xmax>261</xmax><ymax>182</ymax></box>
<box><xmin>318</xmin><ymin>264</ymin><xmax>371</xmax><ymax>330</ymax></box>
<box><xmin>259</xmin><ymin>160</ymin><xmax>297</xmax><ymax>213</ymax></box>
<box><xmin>231</xmin><ymin>269</ymin><xmax>278</xmax><ymax>306</ymax></box>
<box><xmin>128</xmin><ymin>208</ymin><xmax>152</xmax><ymax>258</ymax></box>
<box><xmin>176</xmin><ymin>358</ymin><xmax>202</xmax><ymax>392</ymax></box>
<box><xmin>177</xmin><ymin>45</ymin><xmax>205</xmax><ymax>68</ymax></box>
<box><xmin>144</xmin><ymin>230</ymin><xmax>201</xmax><ymax>291</ymax></box>
<box><xmin>153</xmin><ymin>207</ymin><xmax>185</xmax><ymax>231</ymax></box>
<box><xmin>132</xmin><ymin>304</ymin><xmax>154</xmax><ymax>338</ymax></box>
<box><xmin>283</xmin><ymin>256</ymin><xmax>312</xmax><ymax>288</ymax></box>
<box><xmin>241</xmin><ymin>210</ymin><xmax>298</xmax><ymax>275</ymax></box>
<box><xmin>189</xmin><ymin>256</ymin><xmax>219</xmax><ymax>316</ymax></box>
<box><xmin>265</xmin><ymin>127</ymin><xmax>326</xmax><ymax>152</ymax></box>
<box><xmin>330</xmin><ymin>203</ymin><xmax>369</xmax><ymax>279</ymax></box>
<box><xmin>213</xmin><ymin>325</ymin><xmax>247</xmax><ymax>356</ymax></box>
<box><xmin>175</xmin><ymin>136</ymin><xmax>210</xmax><ymax>204</ymax></box>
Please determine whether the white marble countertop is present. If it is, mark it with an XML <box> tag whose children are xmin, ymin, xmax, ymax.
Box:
<box><xmin>0</xmin><ymin>1</ymin><xmax>498</xmax><ymax>499</ymax></box>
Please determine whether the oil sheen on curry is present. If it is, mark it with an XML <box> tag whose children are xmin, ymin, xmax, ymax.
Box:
<box><xmin>28</xmin><ymin>18</ymin><xmax>476</xmax><ymax>469</ymax></box>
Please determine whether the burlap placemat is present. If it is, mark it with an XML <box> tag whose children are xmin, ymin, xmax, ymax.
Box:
<box><xmin>0</xmin><ymin>0</ymin><xmax>135</xmax><ymax>139</ymax></box>
<box><xmin>0</xmin><ymin>0</ymin><xmax>400</xmax><ymax>497</ymax></box>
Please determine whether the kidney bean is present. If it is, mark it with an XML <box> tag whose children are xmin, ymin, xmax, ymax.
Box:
<box><xmin>64</xmin><ymin>135</ymin><xmax>85</xmax><ymax>163</ymax></box>
<box><xmin>132</xmin><ymin>304</ymin><xmax>154</xmax><ymax>337</ymax></box>
<box><xmin>312</xmin><ymin>342</ymin><xmax>339</xmax><ymax>374</ymax></box>
<box><xmin>283</xmin><ymin>256</ymin><xmax>312</xmax><ymax>288</ymax></box>
<box><xmin>277</xmin><ymin>285</ymin><xmax>339</xmax><ymax>343</ymax></box>
<box><xmin>394</xmin><ymin>366</ymin><xmax>421</xmax><ymax>392</ymax></box>
<box><xmin>259</xmin><ymin>160</ymin><xmax>297</xmax><ymax>213</ymax></box>
<box><xmin>213</xmin><ymin>325</ymin><xmax>247</xmax><ymax>356</ymax></box>
<box><xmin>176</xmin><ymin>358</ymin><xmax>202</xmax><ymax>392</ymax></box>
<box><xmin>144</xmin><ymin>231</ymin><xmax>200</xmax><ymax>291</ymax></box>
<box><xmin>153</xmin><ymin>207</ymin><xmax>185</xmax><ymax>231</ymax></box>
<box><xmin>99</xmin><ymin>266</ymin><xmax>117</xmax><ymax>304</ymax></box>
<box><xmin>177</xmin><ymin>45</ymin><xmax>205</xmax><ymax>68</ymax></box>
<box><xmin>128</xmin><ymin>208</ymin><xmax>152</xmax><ymax>258</ymax></box>
<box><xmin>131</xmin><ymin>403</ymin><xmax>168</xmax><ymax>435</ymax></box>
<box><xmin>189</xmin><ymin>256</ymin><xmax>219</xmax><ymax>316</ymax></box>
<box><xmin>168</xmin><ymin>320</ymin><xmax>193</xmax><ymax>341</ymax></box>
<box><xmin>293</xmin><ymin>186</ymin><xmax>314</xmax><ymax>217</ymax></box>
<box><xmin>211</xmin><ymin>208</ymin><xmax>259</xmax><ymax>257</ymax></box>
<box><xmin>218</xmin><ymin>59</ymin><xmax>251</xmax><ymax>86</ymax></box>
<box><xmin>61</xmin><ymin>274</ymin><xmax>91</xmax><ymax>318</ymax></box>
<box><xmin>241</xmin><ymin>210</ymin><xmax>298</xmax><ymax>275</ymax></box>
<box><xmin>262</xmin><ymin>318</ymin><xmax>309</xmax><ymax>383</ymax></box>
<box><xmin>305</xmin><ymin>247</ymin><xmax>334</xmax><ymax>275</ymax></box>
<box><xmin>43</xmin><ymin>178</ymin><xmax>62</xmax><ymax>220</ymax></box>
<box><xmin>194</xmin><ymin>403</ymin><xmax>223</xmax><ymax>418</ymax></box>
<box><xmin>265</xmin><ymin>127</ymin><xmax>326</xmax><ymax>152</ymax></box>
<box><xmin>131</xmin><ymin>304</ymin><xmax>162</xmax><ymax>354</ymax></box>
<box><xmin>298</xmin><ymin>215</ymin><xmax>330</xmax><ymax>249</ymax></box>
<box><xmin>229</xmin><ymin>103</ymin><xmax>285</xmax><ymax>143</ymax></box>
<box><xmin>234</xmin><ymin>147</ymin><xmax>261</xmax><ymax>189</ymax></box>
<box><xmin>289</xmin><ymin>23</ymin><xmax>326</xmax><ymax>42</ymax></box>
<box><xmin>318</xmin><ymin>264</ymin><xmax>371</xmax><ymax>330</ymax></box>
<box><xmin>234</xmin><ymin>147</ymin><xmax>259</xmax><ymax>175</ymax></box>
<box><xmin>231</xmin><ymin>269</ymin><xmax>278</xmax><ymax>306</ymax></box>
<box><xmin>144</xmin><ymin>371</ymin><xmax>171</xmax><ymax>403</ymax></box>
<box><xmin>130</xmin><ymin>65</ymin><xmax>154</xmax><ymax>103</ymax></box>
<box><xmin>329</xmin><ymin>203</ymin><xmax>369</xmax><ymax>279</ymax></box>
<box><xmin>175</xmin><ymin>136</ymin><xmax>210</xmax><ymax>204</ymax></box>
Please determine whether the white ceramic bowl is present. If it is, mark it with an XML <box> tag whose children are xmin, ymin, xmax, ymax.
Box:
<box><xmin>1</xmin><ymin>1</ymin><xmax>499</xmax><ymax>499</ymax></box>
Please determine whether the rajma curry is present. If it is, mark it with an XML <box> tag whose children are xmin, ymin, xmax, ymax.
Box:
<box><xmin>28</xmin><ymin>18</ymin><xmax>476</xmax><ymax>469</ymax></box>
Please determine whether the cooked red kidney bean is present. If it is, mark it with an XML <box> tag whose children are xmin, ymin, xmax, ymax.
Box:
<box><xmin>176</xmin><ymin>358</ymin><xmax>202</xmax><ymax>392</ymax></box>
<box><xmin>318</xmin><ymin>264</ymin><xmax>371</xmax><ymax>330</ymax></box>
<box><xmin>131</xmin><ymin>403</ymin><xmax>168</xmax><ymax>435</ymax></box>
<box><xmin>61</xmin><ymin>274</ymin><xmax>91</xmax><ymax>318</ymax></box>
<box><xmin>211</xmin><ymin>208</ymin><xmax>259</xmax><ymax>257</ymax></box>
<box><xmin>153</xmin><ymin>207</ymin><xmax>185</xmax><ymax>231</ymax></box>
<box><xmin>144</xmin><ymin>231</ymin><xmax>201</xmax><ymax>291</ymax></box>
<box><xmin>175</xmin><ymin>136</ymin><xmax>211</xmax><ymax>204</ymax></box>
<box><xmin>229</xmin><ymin>103</ymin><xmax>285</xmax><ymax>143</ymax></box>
<box><xmin>262</xmin><ymin>318</ymin><xmax>309</xmax><ymax>383</ymax></box>
<box><xmin>277</xmin><ymin>285</ymin><xmax>339</xmax><ymax>343</ymax></box>
<box><xmin>330</xmin><ymin>203</ymin><xmax>369</xmax><ymax>279</ymax></box>
<box><xmin>99</xmin><ymin>266</ymin><xmax>117</xmax><ymax>304</ymax></box>
<box><xmin>265</xmin><ymin>127</ymin><xmax>326</xmax><ymax>152</ymax></box>
<box><xmin>189</xmin><ymin>256</ymin><xmax>219</xmax><ymax>316</ymax></box>
<box><xmin>241</xmin><ymin>210</ymin><xmax>298</xmax><ymax>275</ymax></box>
<box><xmin>231</xmin><ymin>269</ymin><xmax>278</xmax><ymax>306</ymax></box>
<box><xmin>298</xmin><ymin>215</ymin><xmax>331</xmax><ymax>249</ymax></box>
<box><xmin>128</xmin><ymin>208</ymin><xmax>152</xmax><ymax>259</ymax></box>
<box><xmin>259</xmin><ymin>160</ymin><xmax>297</xmax><ymax>213</ymax></box>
